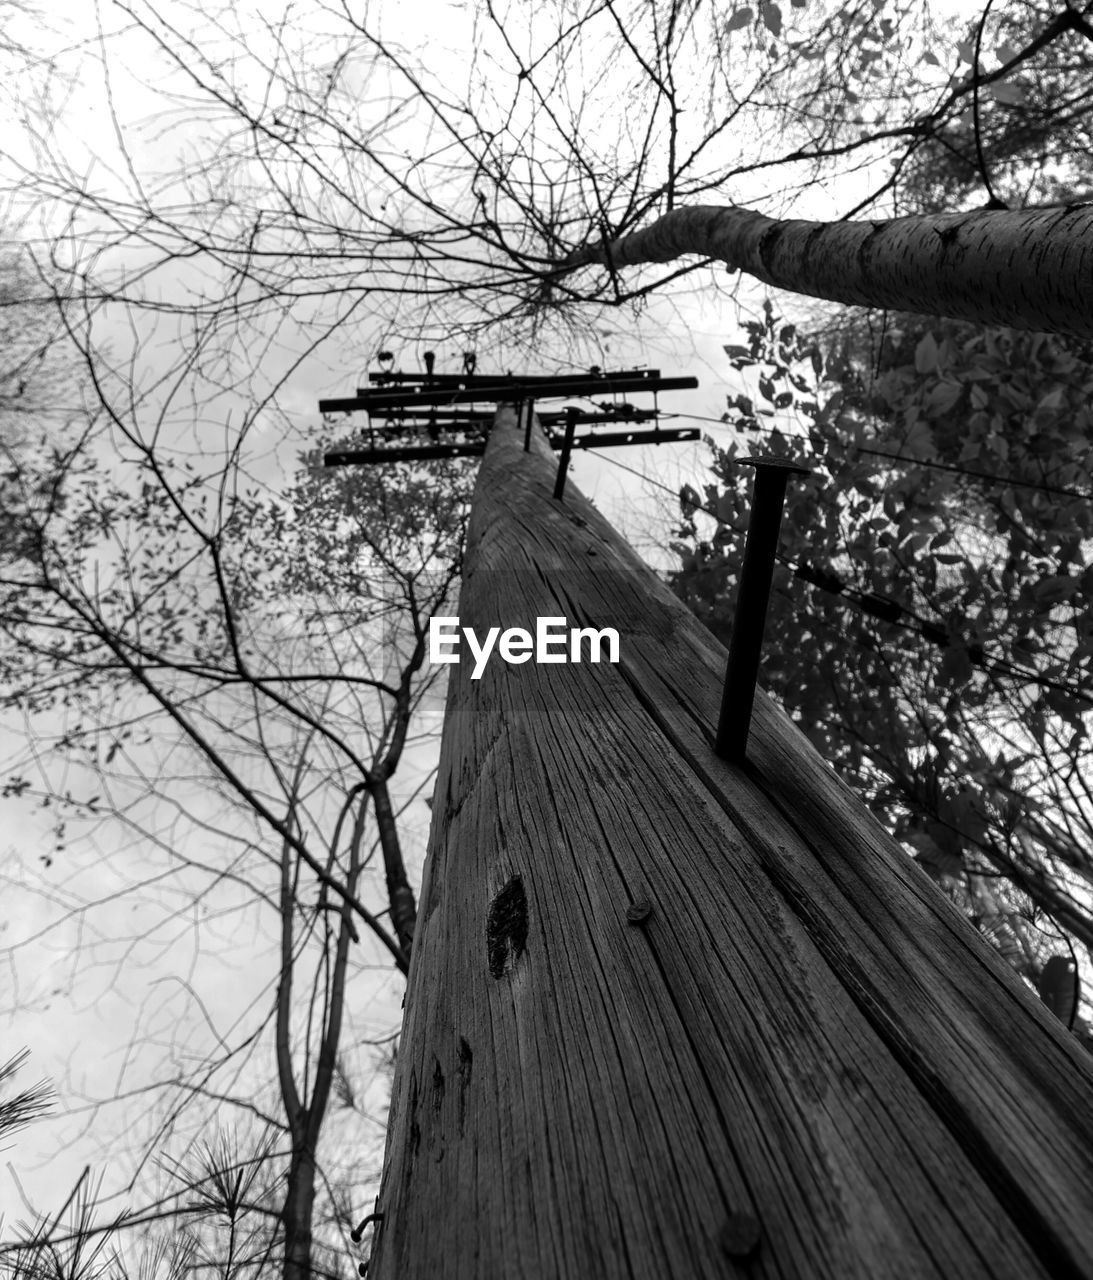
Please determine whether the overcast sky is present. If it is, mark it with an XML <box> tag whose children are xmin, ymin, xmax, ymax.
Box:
<box><xmin>0</xmin><ymin>0</ymin><xmax>981</xmax><ymax>1252</ymax></box>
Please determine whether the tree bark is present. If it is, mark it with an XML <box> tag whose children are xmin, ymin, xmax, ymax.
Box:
<box><xmin>282</xmin><ymin>1148</ymin><xmax>318</xmax><ymax>1280</ymax></box>
<box><xmin>276</xmin><ymin>766</ymin><xmax>365</xmax><ymax>1278</ymax></box>
<box><xmin>372</xmin><ymin>776</ymin><xmax>418</xmax><ymax>957</ymax></box>
<box><xmin>366</xmin><ymin>407</ymin><xmax>1093</xmax><ymax>1279</ymax></box>
<box><xmin>557</xmin><ymin>203</ymin><xmax>1093</xmax><ymax>336</ymax></box>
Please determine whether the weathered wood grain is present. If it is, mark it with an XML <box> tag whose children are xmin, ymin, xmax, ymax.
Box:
<box><xmin>368</xmin><ymin>407</ymin><xmax>1093</xmax><ymax>1280</ymax></box>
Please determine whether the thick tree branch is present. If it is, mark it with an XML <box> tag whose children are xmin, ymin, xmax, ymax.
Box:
<box><xmin>555</xmin><ymin>202</ymin><xmax>1093</xmax><ymax>336</ymax></box>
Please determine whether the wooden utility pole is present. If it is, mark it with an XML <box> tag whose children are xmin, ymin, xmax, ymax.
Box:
<box><xmin>362</xmin><ymin>406</ymin><xmax>1093</xmax><ymax>1279</ymax></box>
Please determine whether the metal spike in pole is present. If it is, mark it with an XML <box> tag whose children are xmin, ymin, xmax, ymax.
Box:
<box><xmin>553</xmin><ymin>405</ymin><xmax>579</xmax><ymax>500</ymax></box>
<box><xmin>715</xmin><ymin>456</ymin><xmax>810</xmax><ymax>763</ymax></box>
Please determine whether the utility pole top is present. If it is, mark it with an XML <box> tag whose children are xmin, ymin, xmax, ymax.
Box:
<box><xmin>316</xmin><ymin>361</ymin><xmax>701</xmax><ymax>467</ymax></box>
<box><xmin>315</xmin><ymin>360</ymin><xmax>808</xmax><ymax>767</ymax></box>
<box><xmin>319</xmin><ymin>366</ymin><xmax>698</xmax><ymax>415</ymax></box>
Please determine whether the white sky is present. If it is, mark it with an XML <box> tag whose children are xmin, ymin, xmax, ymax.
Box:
<box><xmin>0</xmin><ymin>0</ymin><xmax>998</xmax><ymax>1256</ymax></box>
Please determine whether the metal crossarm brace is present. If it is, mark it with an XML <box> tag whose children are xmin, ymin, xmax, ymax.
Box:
<box><xmin>324</xmin><ymin>426</ymin><xmax>700</xmax><ymax>467</ymax></box>
<box><xmin>320</xmin><ymin>375</ymin><xmax>698</xmax><ymax>414</ymax></box>
<box><xmin>363</xmin><ymin>408</ymin><xmax>660</xmax><ymax>438</ymax></box>
<box><xmin>358</xmin><ymin>368</ymin><xmax>662</xmax><ymax>393</ymax></box>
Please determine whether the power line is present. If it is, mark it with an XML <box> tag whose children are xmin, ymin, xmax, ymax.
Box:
<box><xmin>590</xmin><ymin>446</ymin><xmax>1093</xmax><ymax>711</ymax></box>
<box><xmin>852</xmin><ymin>445</ymin><xmax>1093</xmax><ymax>505</ymax></box>
<box><xmin>551</xmin><ymin>399</ymin><xmax>1089</xmax><ymax>705</ymax></box>
<box><xmin>670</xmin><ymin>412</ymin><xmax>1093</xmax><ymax>506</ymax></box>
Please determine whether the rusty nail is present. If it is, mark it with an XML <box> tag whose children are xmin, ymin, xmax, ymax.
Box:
<box><xmin>720</xmin><ymin>1212</ymin><xmax>761</xmax><ymax>1260</ymax></box>
<box><xmin>626</xmin><ymin>899</ymin><xmax>652</xmax><ymax>925</ymax></box>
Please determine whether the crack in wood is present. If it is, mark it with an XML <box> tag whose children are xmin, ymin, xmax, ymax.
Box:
<box><xmin>457</xmin><ymin>1037</ymin><xmax>472</xmax><ymax>1136</ymax></box>
<box><xmin>408</xmin><ymin>1069</ymin><xmax>420</xmax><ymax>1162</ymax></box>
<box><xmin>431</xmin><ymin>1057</ymin><xmax>444</xmax><ymax>1113</ymax></box>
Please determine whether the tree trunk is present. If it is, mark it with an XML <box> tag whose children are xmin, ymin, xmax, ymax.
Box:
<box><xmin>282</xmin><ymin>1147</ymin><xmax>317</xmax><ymax>1280</ymax></box>
<box><xmin>558</xmin><ymin>203</ymin><xmax>1093</xmax><ymax>336</ymax></box>
<box><xmin>372</xmin><ymin>776</ymin><xmax>418</xmax><ymax>957</ymax></box>
<box><xmin>367</xmin><ymin>407</ymin><xmax>1093</xmax><ymax>1279</ymax></box>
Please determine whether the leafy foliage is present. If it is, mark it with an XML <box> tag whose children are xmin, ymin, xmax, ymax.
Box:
<box><xmin>898</xmin><ymin>0</ymin><xmax>1093</xmax><ymax>210</ymax></box>
<box><xmin>672</xmin><ymin>301</ymin><xmax>1093</xmax><ymax>1040</ymax></box>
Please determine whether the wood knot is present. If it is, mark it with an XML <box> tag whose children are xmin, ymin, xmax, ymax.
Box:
<box><xmin>487</xmin><ymin>875</ymin><xmax>528</xmax><ymax>977</ymax></box>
